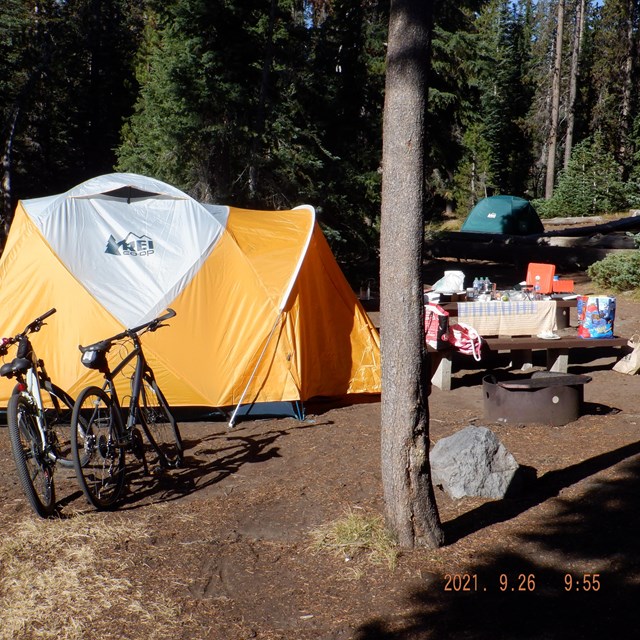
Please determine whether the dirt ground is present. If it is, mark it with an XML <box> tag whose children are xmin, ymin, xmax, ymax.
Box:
<box><xmin>1</xmin><ymin>259</ymin><xmax>640</xmax><ymax>639</ymax></box>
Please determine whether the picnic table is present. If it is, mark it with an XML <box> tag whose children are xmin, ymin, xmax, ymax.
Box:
<box><xmin>429</xmin><ymin>298</ymin><xmax>627</xmax><ymax>391</ymax></box>
<box><xmin>439</xmin><ymin>297</ymin><xmax>576</xmax><ymax>330</ymax></box>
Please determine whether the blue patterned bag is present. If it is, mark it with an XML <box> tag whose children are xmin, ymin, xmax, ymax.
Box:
<box><xmin>577</xmin><ymin>296</ymin><xmax>616</xmax><ymax>339</ymax></box>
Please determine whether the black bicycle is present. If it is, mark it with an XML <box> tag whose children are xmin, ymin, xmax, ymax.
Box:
<box><xmin>0</xmin><ymin>309</ymin><xmax>87</xmax><ymax>517</ymax></box>
<box><xmin>70</xmin><ymin>308</ymin><xmax>183</xmax><ymax>510</ymax></box>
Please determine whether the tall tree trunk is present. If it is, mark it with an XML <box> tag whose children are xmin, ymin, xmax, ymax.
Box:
<box><xmin>1</xmin><ymin>107</ymin><xmax>20</xmax><ymax>244</ymax></box>
<box><xmin>545</xmin><ymin>0</ymin><xmax>565</xmax><ymax>199</ymax></box>
<box><xmin>379</xmin><ymin>0</ymin><xmax>443</xmax><ymax>550</ymax></box>
<box><xmin>249</xmin><ymin>0</ymin><xmax>277</xmax><ymax>200</ymax></box>
<box><xmin>619</xmin><ymin>0</ymin><xmax>637</xmax><ymax>176</ymax></box>
<box><xmin>564</xmin><ymin>0</ymin><xmax>585</xmax><ymax>170</ymax></box>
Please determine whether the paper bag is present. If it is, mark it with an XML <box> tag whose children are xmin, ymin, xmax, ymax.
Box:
<box><xmin>613</xmin><ymin>334</ymin><xmax>640</xmax><ymax>375</ymax></box>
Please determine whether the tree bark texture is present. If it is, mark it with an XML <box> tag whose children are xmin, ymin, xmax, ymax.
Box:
<box><xmin>619</xmin><ymin>0</ymin><xmax>637</xmax><ymax>173</ymax></box>
<box><xmin>563</xmin><ymin>0</ymin><xmax>585</xmax><ymax>170</ymax></box>
<box><xmin>1</xmin><ymin>108</ymin><xmax>20</xmax><ymax>243</ymax></box>
<box><xmin>249</xmin><ymin>0</ymin><xmax>277</xmax><ymax>199</ymax></box>
<box><xmin>545</xmin><ymin>0</ymin><xmax>565</xmax><ymax>199</ymax></box>
<box><xmin>379</xmin><ymin>0</ymin><xmax>443</xmax><ymax>549</ymax></box>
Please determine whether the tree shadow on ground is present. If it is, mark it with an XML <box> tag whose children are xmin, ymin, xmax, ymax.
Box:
<box><xmin>354</xmin><ymin>446</ymin><xmax>640</xmax><ymax>639</ymax></box>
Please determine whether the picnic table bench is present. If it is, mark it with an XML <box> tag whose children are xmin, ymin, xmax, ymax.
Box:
<box><xmin>428</xmin><ymin>334</ymin><xmax>628</xmax><ymax>391</ymax></box>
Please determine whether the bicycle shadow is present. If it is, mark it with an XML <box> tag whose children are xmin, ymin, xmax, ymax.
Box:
<box><xmin>114</xmin><ymin>419</ymin><xmax>331</xmax><ymax>511</ymax></box>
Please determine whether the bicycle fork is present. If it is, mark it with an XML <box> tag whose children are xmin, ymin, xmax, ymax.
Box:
<box><xmin>20</xmin><ymin>369</ymin><xmax>58</xmax><ymax>467</ymax></box>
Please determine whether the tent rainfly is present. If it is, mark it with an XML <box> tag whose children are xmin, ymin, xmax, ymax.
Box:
<box><xmin>0</xmin><ymin>173</ymin><xmax>381</xmax><ymax>423</ymax></box>
<box><xmin>461</xmin><ymin>195</ymin><xmax>544</xmax><ymax>235</ymax></box>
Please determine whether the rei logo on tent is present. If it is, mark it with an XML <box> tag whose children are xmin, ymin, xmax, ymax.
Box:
<box><xmin>105</xmin><ymin>233</ymin><xmax>155</xmax><ymax>256</ymax></box>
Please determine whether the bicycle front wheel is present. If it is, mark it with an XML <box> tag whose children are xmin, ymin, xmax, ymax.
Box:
<box><xmin>42</xmin><ymin>381</ymin><xmax>90</xmax><ymax>468</ymax></box>
<box><xmin>8</xmin><ymin>394</ymin><xmax>56</xmax><ymax>517</ymax></box>
<box><xmin>138</xmin><ymin>374</ymin><xmax>183</xmax><ymax>469</ymax></box>
<box><xmin>71</xmin><ymin>386</ymin><xmax>126</xmax><ymax>510</ymax></box>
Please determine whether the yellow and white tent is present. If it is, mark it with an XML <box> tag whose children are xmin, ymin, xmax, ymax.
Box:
<box><xmin>0</xmin><ymin>173</ymin><xmax>380</xmax><ymax>421</ymax></box>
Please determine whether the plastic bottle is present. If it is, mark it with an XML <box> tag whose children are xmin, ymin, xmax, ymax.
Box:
<box><xmin>534</xmin><ymin>275</ymin><xmax>541</xmax><ymax>299</ymax></box>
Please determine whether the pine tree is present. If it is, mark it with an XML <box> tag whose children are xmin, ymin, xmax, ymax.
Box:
<box><xmin>496</xmin><ymin>3</ymin><xmax>535</xmax><ymax>195</ymax></box>
<box><xmin>0</xmin><ymin>0</ymin><xmax>35</xmax><ymax>233</ymax></box>
<box><xmin>545</xmin><ymin>0</ymin><xmax>565</xmax><ymax>198</ymax></box>
<box><xmin>117</xmin><ymin>1</ymin><xmax>263</xmax><ymax>200</ymax></box>
<box><xmin>534</xmin><ymin>132</ymin><xmax>629</xmax><ymax>216</ymax></box>
<box><xmin>298</xmin><ymin>0</ymin><xmax>387</xmax><ymax>260</ymax></box>
<box><xmin>117</xmin><ymin>1</ymin><xmax>388</xmax><ymax>263</ymax></box>
<box><xmin>468</xmin><ymin>1</ymin><xmax>534</xmax><ymax>201</ymax></box>
<box><xmin>589</xmin><ymin>0</ymin><xmax>640</xmax><ymax>175</ymax></box>
<box><xmin>1</xmin><ymin>0</ymin><xmax>143</xmax><ymax>243</ymax></box>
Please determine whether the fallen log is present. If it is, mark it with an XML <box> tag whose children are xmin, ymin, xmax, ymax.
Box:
<box><xmin>544</xmin><ymin>216</ymin><xmax>604</xmax><ymax>226</ymax></box>
<box><xmin>431</xmin><ymin>230</ymin><xmax>635</xmax><ymax>248</ymax></box>
<box><xmin>424</xmin><ymin>213</ymin><xmax>640</xmax><ymax>268</ymax></box>
<box><xmin>540</xmin><ymin>213</ymin><xmax>640</xmax><ymax>238</ymax></box>
<box><xmin>424</xmin><ymin>234</ymin><xmax>630</xmax><ymax>269</ymax></box>
<box><xmin>543</xmin><ymin>233</ymin><xmax>634</xmax><ymax>249</ymax></box>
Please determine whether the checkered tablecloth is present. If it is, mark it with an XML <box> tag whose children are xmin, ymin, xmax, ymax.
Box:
<box><xmin>457</xmin><ymin>300</ymin><xmax>557</xmax><ymax>337</ymax></box>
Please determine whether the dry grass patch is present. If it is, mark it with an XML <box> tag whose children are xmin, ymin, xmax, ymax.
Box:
<box><xmin>0</xmin><ymin>513</ymin><xmax>183</xmax><ymax>640</ymax></box>
<box><xmin>310</xmin><ymin>508</ymin><xmax>398</xmax><ymax>570</ymax></box>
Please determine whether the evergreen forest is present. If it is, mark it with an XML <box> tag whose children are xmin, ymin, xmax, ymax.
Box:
<box><xmin>2</xmin><ymin>0</ymin><xmax>640</xmax><ymax>263</ymax></box>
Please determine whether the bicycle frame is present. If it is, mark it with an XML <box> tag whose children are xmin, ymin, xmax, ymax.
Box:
<box><xmin>97</xmin><ymin>333</ymin><xmax>148</xmax><ymax>440</ymax></box>
<box><xmin>82</xmin><ymin>308</ymin><xmax>177</xmax><ymax>445</ymax></box>
<box><xmin>4</xmin><ymin>328</ymin><xmax>62</xmax><ymax>463</ymax></box>
<box><xmin>21</xmin><ymin>356</ymin><xmax>50</xmax><ymax>456</ymax></box>
<box><xmin>71</xmin><ymin>308</ymin><xmax>181</xmax><ymax>510</ymax></box>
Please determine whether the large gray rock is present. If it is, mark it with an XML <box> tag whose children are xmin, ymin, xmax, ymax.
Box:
<box><xmin>429</xmin><ymin>426</ymin><xmax>519</xmax><ymax>499</ymax></box>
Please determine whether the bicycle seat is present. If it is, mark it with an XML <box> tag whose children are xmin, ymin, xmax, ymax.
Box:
<box><xmin>0</xmin><ymin>358</ymin><xmax>31</xmax><ymax>378</ymax></box>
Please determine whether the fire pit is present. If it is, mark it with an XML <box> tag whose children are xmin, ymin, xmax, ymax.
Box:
<box><xmin>482</xmin><ymin>371</ymin><xmax>592</xmax><ymax>426</ymax></box>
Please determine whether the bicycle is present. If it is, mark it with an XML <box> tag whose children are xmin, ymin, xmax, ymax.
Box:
<box><xmin>0</xmin><ymin>308</ymin><xmax>87</xmax><ymax>517</ymax></box>
<box><xmin>70</xmin><ymin>308</ymin><xmax>183</xmax><ymax>510</ymax></box>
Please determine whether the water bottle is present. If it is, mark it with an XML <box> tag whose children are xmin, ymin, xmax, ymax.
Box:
<box><xmin>534</xmin><ymin>275</ymin><xmax>541</xmax><ymax>299</ymax></box>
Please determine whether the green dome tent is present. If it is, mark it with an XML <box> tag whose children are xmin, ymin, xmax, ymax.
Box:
<box><xmin>461</xmin><ymin>195</ymin><xmax>544</xmax><ymax>235</ymax></box>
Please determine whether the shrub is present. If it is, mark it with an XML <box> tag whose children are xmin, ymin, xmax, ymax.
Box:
<box><xmin>587</xmin><ymin>251</ymin><xmax>640</xmax><ymax>291</ymax></box>
<box><xmin>533</xmin><ymin>133</ymin><xmax>630</xmax><ymax>218</ymax></box>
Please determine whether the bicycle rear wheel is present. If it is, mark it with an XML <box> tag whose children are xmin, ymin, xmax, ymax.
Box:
<box><xmin>7</xmin><ymin>394</ymin><xmax>56</xmax><ymax>517</ymax></box>
<box><xmin>42</xmin><ymin>381</ymin><xmax>90</xmax><ymax>468</ymax></box>
<box><xmin>71</xmin><ymin>386</ymin><xmax>126</xmax><ymax>510</ymax></box>
<box><xmin>138</xmin><ymin>373</ymin><xmax>183</xmax><ymax>469</ymax></box>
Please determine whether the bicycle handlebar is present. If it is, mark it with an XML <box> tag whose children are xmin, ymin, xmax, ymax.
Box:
<box><xmin>0</xmin><ymin>308</ymin><xmax>56</xmax><ymax>355</ymax></box>
<box><xmin>79</xmin><ymin>308</ymin><xmax>177</xmax><ymax>354</ymax></box>
<box><xmin>129</xmin><ymin>307</ymin><xmax>176</xmax><ymax>336</ymax></box>
<box><xmin>24</xmin><ymin>308</ymin><xmax>56</xmax><ymax>334</ymax></box>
